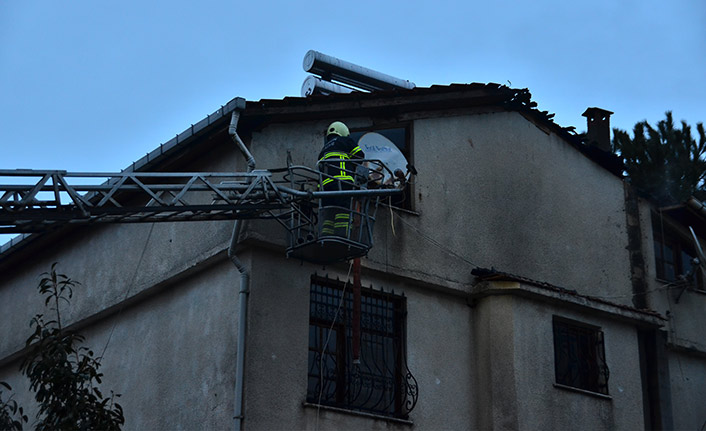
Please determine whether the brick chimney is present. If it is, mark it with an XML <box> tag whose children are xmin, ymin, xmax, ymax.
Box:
<box><xmin>582</xmin><ymin>107</ymin><xmax>614</xmax><ymax>152</ymax></box>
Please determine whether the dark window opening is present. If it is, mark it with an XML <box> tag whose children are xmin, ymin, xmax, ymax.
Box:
<box><xmin>553</xmin><ymin>317</ymin><xmax>609</xmax><ymax>395</ymax></box>
<box><xmin>349</xmin><ymin>126</ymin><xmax>413</xmax><ymax>210</ymax></box>
<box><xmin>307</xmin><ymin>275</ymin><xmax>418</xmax><ymax>419</ymax></box>
<box><xmin>652</xmin><ymin>215</ymin><xmax>704</xmax><ymax>290</ymax></box>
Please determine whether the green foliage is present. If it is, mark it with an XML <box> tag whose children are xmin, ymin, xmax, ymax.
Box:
<box><xmin>612</xmin><ymin>111</ymin><xmax>706</xmax><ymax>206</ymax></box>
<box><xmin>0</xmin><ymin>382</ymin><xmax>28</xmax><ymax>431</ymax></box>
<box><xmin>19</xmin><ymin>263</ymin><xmax>124</xmax><ymax>431</ymax></box>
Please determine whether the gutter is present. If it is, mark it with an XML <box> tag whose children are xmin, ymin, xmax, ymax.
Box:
<box><xmin>470</xmin><ymin>267</ymin><xmax>665</xmax><ymax>327</ymax></box>
<box><xmin>227</xmin><ymin>110</ymin><xmax>254</xmax><ymax>431</ymax></box>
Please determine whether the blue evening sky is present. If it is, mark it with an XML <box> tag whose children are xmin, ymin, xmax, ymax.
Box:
<box><xmin>1</xmin><ymin>0</ymin><xmax>705</xmax><ymax>243</ymax></box>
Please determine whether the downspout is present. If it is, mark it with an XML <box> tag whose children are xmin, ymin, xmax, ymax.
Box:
<box><xmin>228</xmin><ymin>110</ymin><xmax>255</xmax><ymax>430</ymax></box>
<box><xmin>229</xmin><ymin>110</ymin><xmax>256</xmax><ymax>172</ymax></box>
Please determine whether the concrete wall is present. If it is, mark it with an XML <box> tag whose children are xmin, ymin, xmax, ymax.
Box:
<box><xmin>667</xmin><ymin>350</ymin><xmax>706</xmax><ymax>430</ymax></box>
<box><xmin>93</xmin><ymin>257</ymin><xmax>241</xmax><ymax>430</ymax></box>
<box><xmin>0</xmin><ymin>106</ymin><xmax>649</xmax><ymax>430</ymax></box>
<box><xmin>0</xmin><ymin>140</ymin><xmax>240</xmax><ymax>429</ymax></box>
<box><xmin>239</xmin><ymin>247</ymin><xmax>474</xmax><ymax>430</ymax></box>
<box><xmin>409</xmin><ymin>112</ymin><xmax>630</xmax><ymax>299</ymax></box>
<box><xmin>244</xmin><ymin>111</ymin><xmax>632</xmax><ymax>302</ymax></box>
<box><xmin>638</xmin><ymin>198</ymin><xmax>706</xmax><ymax>351</ymax></box>
<box><xmin>516</xmin><ymin>298</ymin><xmax>644</xmax><ymax>430</ymax></box>
<box><xmin>637</xmin><ymin>198</ymin><xmax>706</xmax><ymax>429</ymax></box>
<box><xmin>237</xmin><ymin>108</ymin><xmax>642</xmax><ymax>430</ymax></box>
<box><xmin>0</xmin><ymin>252</ymin><xmax>243</xmax><ymax>430</ymax></box>
<box><xmin>0</xmin><ymin>140</ymin><xmax>238</xmax><ymax>361</ymax></box>
<box><xmin>472</xmin><ymin>287</ymin><xmax>646</xmax><ymax>431</ymax></box>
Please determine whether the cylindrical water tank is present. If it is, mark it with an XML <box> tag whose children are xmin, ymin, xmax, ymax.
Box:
<box><xmin>301</xmin><ymin>76</ymin><xmax>355</xmax><ymax>97</ymax></box>
<box><xmin>303</xmin><ymin>50</ymin><xmax>415</xmax><ymax>92</ymax></box>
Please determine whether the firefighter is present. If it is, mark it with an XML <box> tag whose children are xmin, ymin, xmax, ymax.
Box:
<box><xmin>318</xmin><ymin>121</ymin><xmax>365</xmax><ymax>237</ymax></box>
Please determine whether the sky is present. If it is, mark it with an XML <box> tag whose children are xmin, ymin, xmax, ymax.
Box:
<box><xmin>1</xmin><ymin>0</ymin><xmax>705</xmax><ymax>243</ymax></box>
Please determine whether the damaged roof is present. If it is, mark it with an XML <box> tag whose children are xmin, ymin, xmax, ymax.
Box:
<box><xmin>656</xmin><ymin>197</ymin><xmax>706</xmax><ymax>239</ymax></box>
<box><xmin>1</xmin><ymin>82</ymin><xmax>623</xmax><ymax>261</ymax></box>
<box><xmin>241</xmin><ymin>83</ymin><xmax>623</xmax><ymax>176</ymax></box>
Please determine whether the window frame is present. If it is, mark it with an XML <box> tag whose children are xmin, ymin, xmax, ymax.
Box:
<box><xmin>349</xmin><ymin>123</ymin><xmax>414</xmax><ymax>211</ymax></box>
<box><xmin>306</xmin><ymin>275</ymin><xmax>417</xmax><ymax>419</ymax></box>
<box><xmin>652</xmin><ymin>213</ymin><xmax>704</xmax><ymax>291</ymax></box>
<box><xmin>552</xmin><ymin>316</ymin><xmax>610</xmax><ymax>396</ymax></box>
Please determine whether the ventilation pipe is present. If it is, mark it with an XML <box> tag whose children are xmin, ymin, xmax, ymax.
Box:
<box><xmin>228</xmin><ymin>110</ymin><xmax>254</xmax><ymax>430</ymax></box>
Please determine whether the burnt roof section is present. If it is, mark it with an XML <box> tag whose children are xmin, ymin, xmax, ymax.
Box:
<box><xmin>1</xmin><ymin>83</ymin><xmax>622</xmax><ymax>262</ymax></box>
<box><xmin>240</xmin><ymin>83</ymin><xmax>623</xmax><ymax>176</ymax></box>
<box><xmin>657</xmin><ymin>197</ymin><xmax>706</xmax><ymax>239</ymax></box>
<box><xmin>471</xmin><ymin>267</ymin><xmax>664</xmax><ymax>320</ymax></box>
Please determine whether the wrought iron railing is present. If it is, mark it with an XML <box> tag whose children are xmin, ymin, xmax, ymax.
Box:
<box><xmin>307</xmin><ymin>276</ymin><xmax>418</xmax><ymax>418</ymax></box>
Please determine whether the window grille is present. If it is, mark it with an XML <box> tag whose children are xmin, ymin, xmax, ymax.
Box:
<box><xmin>553</xmin><ymin>317</ymin><xmax>609</xmax><ymax>395</ymax></box>
<box><xmin>307</xmin><ymin>275</ymin><xmax>418</xmax><ymax>418</ymax></box>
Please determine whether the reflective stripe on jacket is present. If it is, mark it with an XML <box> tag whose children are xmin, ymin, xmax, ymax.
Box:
<box><xmin>320</xmin><ymin>151</ymin><xmax>354</xmax><ymax>185</ymax></box>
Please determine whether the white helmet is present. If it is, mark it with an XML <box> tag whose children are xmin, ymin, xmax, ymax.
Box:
<box><xmin>326</xmin><ymin>121</ymin><xmax>350</xmax><ymax>137</ymax></box>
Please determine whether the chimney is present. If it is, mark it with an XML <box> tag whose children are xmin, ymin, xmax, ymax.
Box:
<box><xmin>582</xmin><ymin>107</ymin><xmax>613</xmax><ymax>152</ymax></box>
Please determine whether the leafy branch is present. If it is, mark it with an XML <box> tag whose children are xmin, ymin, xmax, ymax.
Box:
<box><xmin>17</xmin><ymin>263</ymin><xmax>125</xmax><ymax>431</ymax></box>
<box><xmin>0</xmin><ymin>382</ymin><xmax>28</xmax><ymax>431</ymax></box>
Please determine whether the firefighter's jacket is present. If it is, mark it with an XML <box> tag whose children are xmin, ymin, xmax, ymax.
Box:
<box><xmin>318</xmin><ymin>135</ymin><xmax>365</xmax><ymax>189</ymax></box>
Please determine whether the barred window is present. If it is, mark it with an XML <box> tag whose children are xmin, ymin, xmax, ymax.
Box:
<box><xmin>307</xmin><ymin>275</ymin><xmax>418</xmax><ymax>418</ymax></box>
<box><xmin>553</xmin><ymin>317</ymin><xmax>609</xmax><ymax>395</ymax></box>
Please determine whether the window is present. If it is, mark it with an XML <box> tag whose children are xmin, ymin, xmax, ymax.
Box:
<box><xmin>349</xmin><ymin>126</ymin><xmax>413</xmax><ymax>210</ymax></box>
<box><xmin>652</xmin><ymin>215</ymin><xmax>704</xmax><ymax>290</ymax></box>
<box><xmin>553</xmin><ymin>317</ymin><xmax>609</xmax><ymax>395</ymax></box>
<box><xmin>653</xmin><ymin>235</ymin><xmax>698</xmax><ymax>282</ymax></box>
<box><xmin>307</xmin><ymin>275</ymin><xmax>418</xmax><ymax>418</ymax></box>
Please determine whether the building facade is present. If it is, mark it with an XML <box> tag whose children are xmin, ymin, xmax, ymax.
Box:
<box><xmin>0</xmin><ymin>84</ymin><xmax>703</xmax><ymax>430</ymax></box>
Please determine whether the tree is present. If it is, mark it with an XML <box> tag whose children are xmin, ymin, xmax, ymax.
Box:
<box><xmin>0</xmin><ymin>382</ymin><xmax>28</xmax><ymax>430</ymax></box>
<box><xmin>612</xmin><ymin>111</ymin><xmax>706</xmax><ymax>206</ymax></box>
<box><xmin>19</xmin><ymin>263</ymin><xmax>124</xmax><ymax>431</ymax></box>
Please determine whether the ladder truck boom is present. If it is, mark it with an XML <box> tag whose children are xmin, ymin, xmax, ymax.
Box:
<box><xmin>0</xmin><ymin>164</ymin><xmax>403</xmax><ymax>233</ymax></box>
<box><xmin>0</xmin><ymin>160</ymin><xmax>412</xmax><ymax>264</ymax></box>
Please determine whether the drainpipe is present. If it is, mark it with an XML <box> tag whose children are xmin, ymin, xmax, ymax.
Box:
<box><xmin>229</xmin><ymin>111</ymin><xmax>256</xmax><ymax>172</ymax></box>
<box><xmin>228</xmin><ymin>110</ymin><xmax>254</xmax><ymax>430</ymax></box>
<box><xmin>229</xmin><ymin>221</ymin><xmax>249</xmax><ymax>431</ymax></box>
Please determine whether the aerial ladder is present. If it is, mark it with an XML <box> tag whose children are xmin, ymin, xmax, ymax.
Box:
<box><xmin>1</xmin><ymin>54</ymin><xmax>423</xmax><ymax>424</ymax></box>
<box><xmin>0</xmin><ymin>163</ymin><xmax>410</xmax><ymax>264</ymax></box>
<box><xmin>2</xmin><ymin>49</ymin><xmax>420</xmax><ymax>264</ymax></box>
<box><xmin>0</xmin><ymin>112</ymin><xmax>413</xmax><ymax>265</ymax></box>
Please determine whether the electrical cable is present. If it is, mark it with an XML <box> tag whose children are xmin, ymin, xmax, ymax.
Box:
<box><xmin>315</xmin><ymin>260</ymin><xmax>354</xmax><ymax>431</ymax></box>
<box><xmin>98</xmin><ymin>222</ymin><xmax>156</xmax><ymax>360</ymax></box>
<box><xmin>388</xmin><ymin>205</ymin><xmax>682</xmax><ymax>305</ymax></box>
<box><xmin>388</xmin><ymin>197</ymin><xmax>395</xmax><ymax>237</ymax></box>
<box><xmin>588</xmin><ymin>280</ymin><xmax>684</xmax><ymax>301</ymax></box>
<box><xmin>386</xmin><ymin>207</ymin><xmax>480</xmax><ymax>268</ymax></box>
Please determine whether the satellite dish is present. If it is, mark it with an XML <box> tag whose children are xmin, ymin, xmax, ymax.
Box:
<box><xmin>357</xmin><ymin>132</ymin><xmax>408</xmax><ymax>185</ymax></box>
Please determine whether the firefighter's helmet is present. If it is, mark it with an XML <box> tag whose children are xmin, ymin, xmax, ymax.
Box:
<box><xmin>326</xmin><ymin>121</ymin><xmax>350</xmax><ymax>138</ymax></box>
